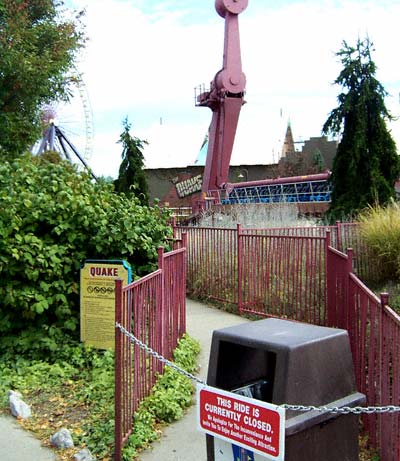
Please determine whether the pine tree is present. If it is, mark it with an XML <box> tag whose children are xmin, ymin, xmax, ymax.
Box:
<box><xmin>311</xmin><ymin>148</ymin><xmax>325</xmax><ymax>173</ymax></box>
<box><xmin>114</xmin><ymin>118</ymin><xmax>149</xmax><ymax>205</ymax></box>
<box><xmin>322</xmin><ymin>37</ymin><xmax>400</xmax><ymax>220</ymax></box>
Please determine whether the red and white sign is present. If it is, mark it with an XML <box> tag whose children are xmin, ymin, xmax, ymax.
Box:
<box><xmin>197</xmin><ymin>385</ymin><xmax>285</xmax><ymax>460</ymax></box>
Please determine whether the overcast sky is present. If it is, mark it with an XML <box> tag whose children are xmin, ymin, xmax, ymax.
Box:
<box><xmin>63</xmin><ymin>0</ymin><xmax>400</xmax><ymax>178</ymax></box>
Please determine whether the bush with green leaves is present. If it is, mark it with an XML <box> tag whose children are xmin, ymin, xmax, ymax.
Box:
<box><xmin>0</xmin><ymin>153</ymin><xmax>171</xmax><ymax>356</ymax></box>
<box><xmin>0</xmin><ymin>334</ymin><xmax>200</xmax><ymax>461</ymax></box>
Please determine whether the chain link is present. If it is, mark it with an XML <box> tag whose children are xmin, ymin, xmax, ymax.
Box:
<box><xmin>116</xmin><ymin>323</ymin><xmax>206</xmax><ymax>385</ymax></box>
<box><xmin>281</xmin><ymin>404</ymin><xmax>400</xmax><ymax>414</ymax></box>
<box><xmin>116</xmin><ymin>323</ymin><xmax>400</xmax><ymax>415</ymax></box>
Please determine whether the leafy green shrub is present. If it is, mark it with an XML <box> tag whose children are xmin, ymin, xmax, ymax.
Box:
<box><xmin>358</xmin><ymin>201</ymin><xmax>400</xmax><ymax>282</ymax></box>
<box><xmin>124</xmin><ymin>334</ymin><xmax>200</xmax><ymax>459</ymax></box>
<box><xmin>139</xmin><ymin>334</ymin><xmax>200</xmax><ymax>423</ymax></box>
<box><xmin>0</xmin><ymin>153</ymin><xmax>171</xmax><ymax>356</ymax></box>
<box><xmin>0</xmin><ymin>334</ymin><xmax>200</xmax><ymax>461</ymax></box>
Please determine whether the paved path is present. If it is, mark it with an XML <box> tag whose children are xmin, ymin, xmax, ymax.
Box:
<box><xmin>0</xmin><ymin>299</ymin><xmax>248</xmax><ymax>461</ymax></box>
<box><xmin>0</xmin><ymin>414</ymin><xmax>56</xmax><ymax>461</ymax></box>
<box><xmin>139</xmin><ymin>299</ymin><xmax>249</xmax><ymax>461</ymax></box>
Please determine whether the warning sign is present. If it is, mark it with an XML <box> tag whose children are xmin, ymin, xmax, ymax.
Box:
<box><xmin>197</xmin><ymin>385</ymin><xmax>285</xmax><ymax>460</ymax></box>
<box><xmin>80</xmin><ymin>260</ymin><xmax>131</xmax><ymax>349</ymax></box>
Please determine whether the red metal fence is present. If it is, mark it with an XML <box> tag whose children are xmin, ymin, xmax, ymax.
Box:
<box><xmin>176</xmin><ymin>221</ymin><xmax>377</xmax><ymax>299</ymax></box>
<box><xmin>114</xmin><ymin>240</ymin><xmax>187</xmax><ymax>461</ymax></box>
<box><xmin>335</xmin><ymin>222</ymin><xmax>379</xmax><ymax>282</ymax></box>
<box><xmin>114</xmin><ymin>221</ymin><xmax>399</xmax><ymax>460</ymax></box>
<box><xmin>179</xmin><ymin>226</ymin><xmax>238</xmax><ymax>305</ymax></box>
<box><xmin>176</xmin><ymin>222</ymin><xmax>399</xmax><ymax>460</ymax></box>
<box><xmin>326</xmin><ymin>245</ymin><xmax>400</xmax><ymax>461</ymax></box>
<box><xmin>175</xmin><ymin>225</ymin><xmax>329</xmax><ymax>319</ymax></box>
<box><xmin>238</xmin><ymin>226</ymin><xmax>328</xmax><ymax>324</ymax></box>
<box><xmin>235</xmin><ymin>222</ymin><xmax>376</xmax><ymax>283</ymax></box>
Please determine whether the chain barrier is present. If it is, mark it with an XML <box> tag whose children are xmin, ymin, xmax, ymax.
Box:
<box><xmin>116</xmin><ymin>323</ymin><xmax>206</xmax><ymax>385</ymax></box>
<box><xmin>116</xmin><ymin>323</ymin><xmax>400</xmax><ymax>416</ymax></box>
<box><xmin>280</xmin><ymin>404</ymin><xmax>400</xmax><ymax>415</ymax></box>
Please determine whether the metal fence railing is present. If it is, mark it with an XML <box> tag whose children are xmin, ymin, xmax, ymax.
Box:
<box><xmin>326</xmin><ymin>244</ymin><xmax>400</xmax><ymax>461</ymax></box>
<box><xmin>336</xmin><ymin>222</ymin><xmax>380</xmax><ymax>282</ymax></box>
<box><xmin>175</xmin><ymin>225</ymin><xmax>332</xmax><ymax>315</ymax></box>
<box><xmin>114</xmin><ymin>221</ymin><xmax>399</xmax><ymax>461</ymax></box>
<box><xmin>238</xmin><ymin>226</ymin><xmax>328</xmax><ymax>324</ymax></box>
<box><xmin>177</xmin><ymin>221</ymin><xmax>378</xmax><ymax>286</ymax></box>
<box><xmin>175</xmin><ymin>222</ymin><xmax>400</xmax><ymax>460</ymax></box>
<box><xmin>114</xmin><ymin>238</ymin><xmax>187</xmax><ymax>461</ymax></box>
<box><xmin>177</xmin><ymin>227</ymin><xmax>238</xmax><ymax>306</ymax></box>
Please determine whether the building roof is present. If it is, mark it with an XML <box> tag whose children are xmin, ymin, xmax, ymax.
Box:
<box><xmin>281</xmin><ymin>122</ymin><xmax>295</xmax><ymax>158</ymax></box>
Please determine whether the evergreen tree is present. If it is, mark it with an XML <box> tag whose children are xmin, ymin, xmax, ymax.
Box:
<box><xmin>322</xmin><ymin>37</ymin><xmax>400</xmax><ymax>220</ymax></box>
<box><xmin>114</xmin><ymin>118</ymin><xmax>149</xmax><ymax>205</ymax></box>
<box><xmin>0</xmin><ymin>0</ymin><xmax>85</xmax><ymax>158</ymax></box>
<box><xmin>312</xmin><ymin>148</ymin><xmax>325</xmax><ymax>173</ymax></box>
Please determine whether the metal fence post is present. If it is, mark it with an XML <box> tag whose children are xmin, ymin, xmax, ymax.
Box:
<box><xmin>158</xmin><ymin>246</ymin><xmax>166</xmax><ymax>357</ymax></box>
<box><xmin>325</xmin><ymin>230</ymin><xmax>334</xmax><ymax>327</ymax></box>
<box><xmin>237</xmin><ymin>223</ymin><xmax>243</xmax><ymax>312</ymax></box>
<box><xmin>172</xmin><ymin>216</ymin><xmax>177</xmax><ymax>239</ymax></box>
<box><xmin>346</xmin><ymin>248</ymin><xmax>354</xmax><ymax>333</ymax></box>
<box><xmin>336</xmin><ymin>221</ymin><xmax>342</xmax><ymax>252</ymax></box>
<box><xmin>379</xmin><ymin>292</ymin><xmax>390</xmax><ymax>454</ymax></box>
<box><xmin>181</xmin><ymin>233</ymin><xmax>188</xmax><ymax>335</ymax></box>
<box><xmin>380</xmin><ymin>292</ymin><xmax>389</xmax><ymax>308</ymax></box>
<box><xmin>325</xmin><ymin>229</ymin><xmax>332</xmax><ymax>325</ymax></box>
<box><xmin>114</xmin><ymin>278</ymin><xmax>123</xmax><ymax>461</ymax></box>
<box><xmin>182</xmin><ymin>232</ymin><xmax>187</xmax><ymax>252</ymax></box>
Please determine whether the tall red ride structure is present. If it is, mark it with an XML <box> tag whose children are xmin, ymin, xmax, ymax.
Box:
<box><xmin>197</xmin><ymin>0</ymin><xmax>248</xmax><ymax>194</ymax></box>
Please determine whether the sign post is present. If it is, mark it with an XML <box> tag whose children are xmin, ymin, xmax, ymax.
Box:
<box><xmin>197</xmin><ymin>385</ymin><xmax>285</xmax><ymax>461</ymax></box>
<box><xmin>80</xmin><ymin>260</ymin><xmax>131</xmax><ymax>349</ymax></box>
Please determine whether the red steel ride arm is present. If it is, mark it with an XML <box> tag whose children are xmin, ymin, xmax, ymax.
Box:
<box><xmin>198</xmin><ymin>0</ymin><xmax>248</xmax><ymax>193</ymax></box>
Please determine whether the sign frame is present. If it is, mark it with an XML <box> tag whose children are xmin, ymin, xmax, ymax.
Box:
<box><xmin>197</xmin><ymin>385</ymin><xmax>285</xmax><ymax>461</ymax></box>
<box><xmin>80</xmin><ymin>259</ymin><xmax>132</xmax><ymax>349</ymax></box>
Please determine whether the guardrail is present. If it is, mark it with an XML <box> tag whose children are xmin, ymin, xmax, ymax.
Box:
<box><xmin>175</xmin><ymin>222</ymin><xmax>399</xmax><ymax>460</ymax></box>
<box><xmin>327</xmin><ymin>244</ymin><xmax>400</xmax><ymax>460</ymax></box>
<box><xmin>114</xmin><ymin>220</ymin><xmax>399</xmax><ymax>460</ymax></box>
<box><xmin>114</xmin><ymin>237</ymin><xmax>187</xmax><ymax>461</ymax></box>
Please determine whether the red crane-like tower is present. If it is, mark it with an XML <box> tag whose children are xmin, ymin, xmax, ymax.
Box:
<box><xmin>196</xmin><ymin>0</ymin><xmax>248</xmax><ymax>194</ymax></box>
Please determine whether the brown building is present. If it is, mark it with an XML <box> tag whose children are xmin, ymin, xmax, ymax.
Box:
<box><xmin>145</xmin><ymin>129</ymin><xmax>338</xmax><ymax>208</ymax></box>
<box><xmin>278</xmin><ymin>123</ymin><xmax>338</xmax><ymax>177</ymax></box>
<box><xmin>145</xmin><ymin>163</ymin><xmax>277</xmax><ymax>207</ymax></box>
<box><xmin>281</xmin><ymin>123</ymin><xmax>296</xmax><ymax>158</ymax></box>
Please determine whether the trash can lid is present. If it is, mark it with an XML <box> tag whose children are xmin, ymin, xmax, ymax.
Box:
<box><xmin>213</xmin><ymin>318</ymin><xmax>347</xmax><ymax>350</ymax></box>
<box><xmin>209</xmin><ymin>318</ymin><xmax>357</xmax><ymax>407</ymax></box>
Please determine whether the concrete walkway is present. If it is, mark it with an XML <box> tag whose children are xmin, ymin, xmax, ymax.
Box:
<box><xmin>139</xmin><ymin>299</ymin><xmax>249</xmax><ymax>461</ymax></box>
<box><xmin>0</xmin><ymin>299</ymin><xmax>248</xmax><ymax>461</ymax></box>
<box><xmin>0</xmin><ymin>414</ymin><xmax>56</xmax><ymax>461</ymax></box>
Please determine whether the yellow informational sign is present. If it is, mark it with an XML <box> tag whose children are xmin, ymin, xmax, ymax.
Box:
<box><xmin>80</xmin><ymin>260</ymin><xmax>131</xmax><ymax>349</ymax></box>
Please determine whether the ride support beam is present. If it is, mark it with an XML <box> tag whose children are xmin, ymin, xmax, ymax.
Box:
<box><xmin>202</xmin><ymin>97</ymin><xmax>243</xmax><ymax>192</ymax></box>
<box><xmin>198</xmin><ymin>0</ymin><xmax>248</xmax><ymax>193</ymax></box>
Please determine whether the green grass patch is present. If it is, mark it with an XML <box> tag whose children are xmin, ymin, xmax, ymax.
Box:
<box><xmin>0</xmin><ymin>334</ymin><xmax>200</xmax><ymax>460</ymax></box>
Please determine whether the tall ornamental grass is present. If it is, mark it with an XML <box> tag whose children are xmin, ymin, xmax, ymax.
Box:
<box><xmin>358</xmin><ymin>201</ymin><xmax>400</xmax><ymax>281</ymax></box>
<box><xmin>196</xmin><ymin>203</ymin><xmax>317</xmax><ymax>228</ymax></box>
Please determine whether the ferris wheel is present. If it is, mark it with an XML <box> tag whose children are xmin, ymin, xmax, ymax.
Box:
<box><xmin>32</xmin><ymin>72</ymin><xmax>96</xmax><ymax>179</ymax></box>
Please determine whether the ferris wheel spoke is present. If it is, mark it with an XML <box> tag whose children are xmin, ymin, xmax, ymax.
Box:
<box><xmin>32</xmin><ymin>71</ymin><xmax>94</xmax><ymax>169</ymax></box>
